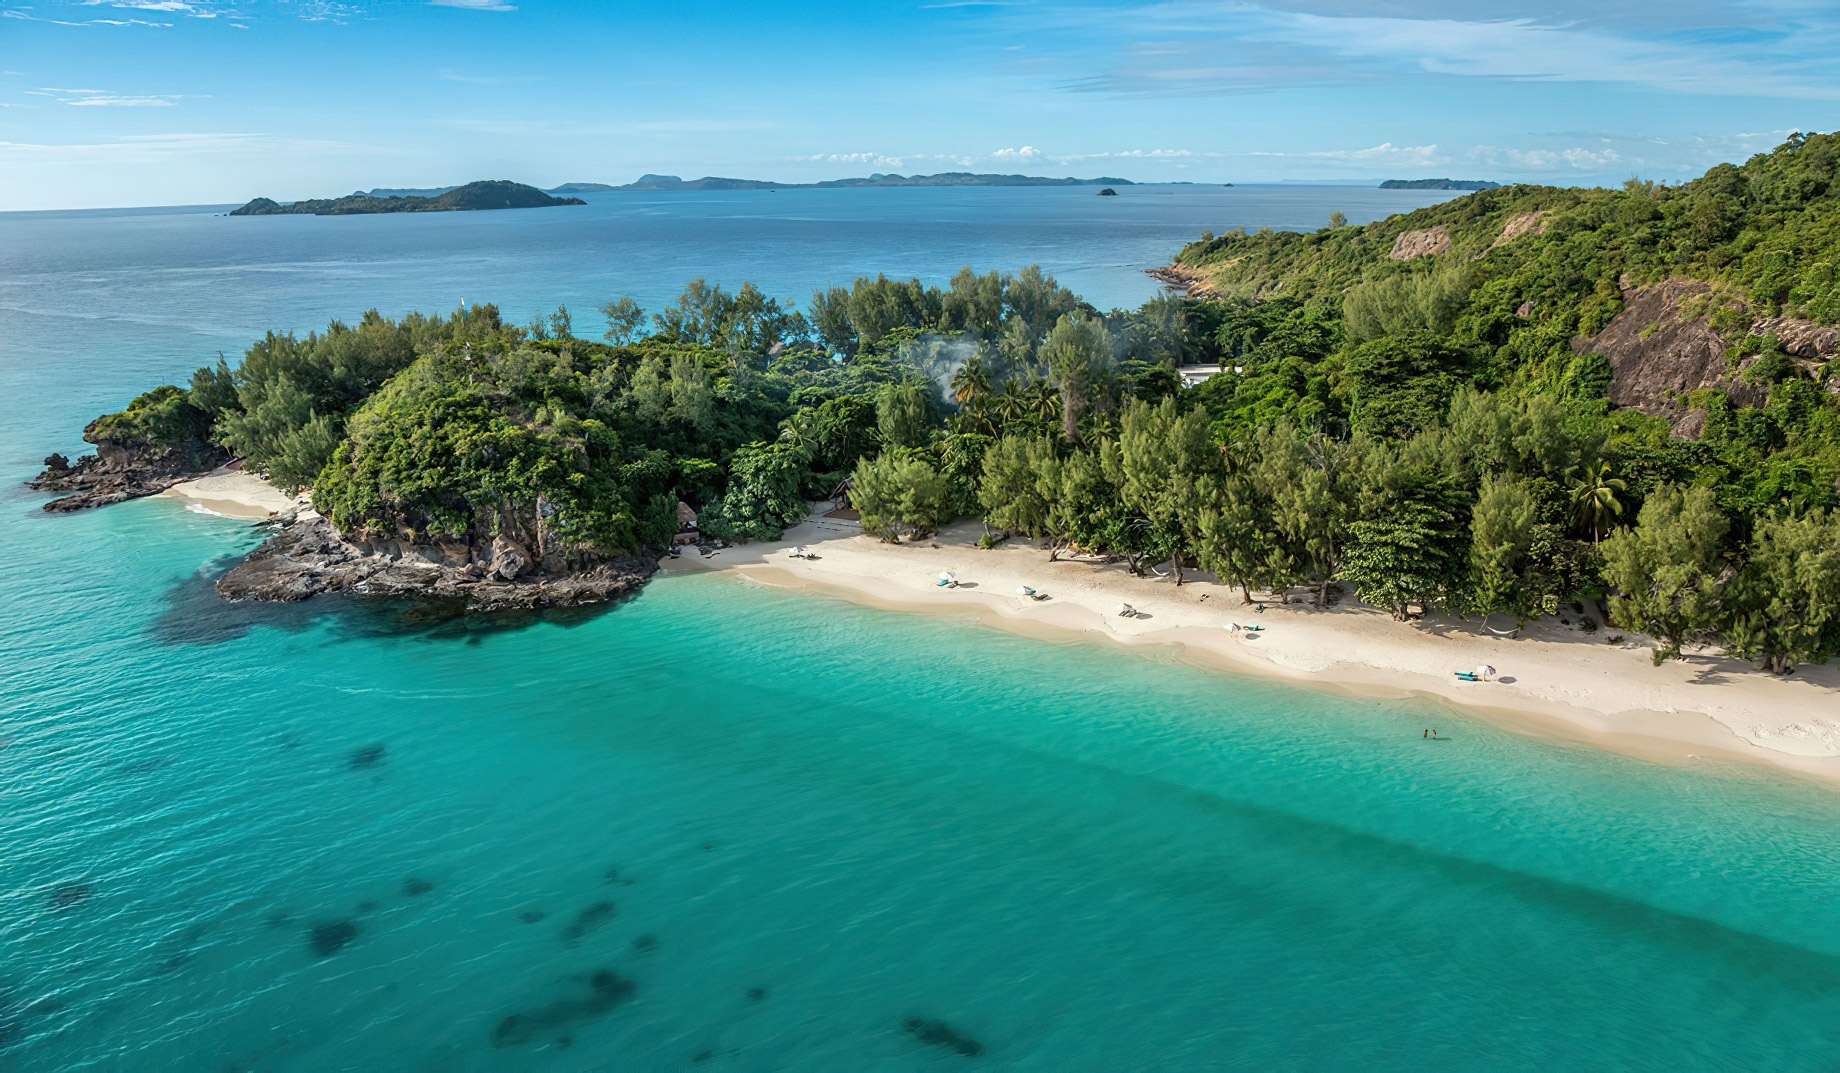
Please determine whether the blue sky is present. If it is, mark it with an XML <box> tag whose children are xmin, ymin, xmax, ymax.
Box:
<box><xmin>1</xmin><ymin>0</ymin><xmax>1835</xmax><ymax>209</ymax></box>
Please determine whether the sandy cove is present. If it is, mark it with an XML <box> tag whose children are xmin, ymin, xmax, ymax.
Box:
<box><xmin>673</xmin><ymin>511</ymin><xmax>1840</xmax><ymax>781</ymax></box>
<box><xmin>158</xmin><ymin>467</ymin><xmax>308</xmax><ymax>521</ymax></box>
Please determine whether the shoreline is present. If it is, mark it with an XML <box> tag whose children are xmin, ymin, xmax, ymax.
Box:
<box><xmin>157</xmin><ymin>467</ymin><xmax>304</xmax><ymax>521</ymax></box>
<box><xmin>671</xmin><ymin>511</ymin><xmax>1840</xmax><ymax>783</ymax></box>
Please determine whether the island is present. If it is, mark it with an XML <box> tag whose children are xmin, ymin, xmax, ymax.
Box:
<box><xmin>1379</xmin><ymin>178</ymin><xmax>1501</xmax><ymax>190</ymax></box>
<box><xmin>1097</xmin><ymin>188</ymin><xmax>1119</xmax><ymax>196</ymax></box>
<box><xmin>229</xmin><ymin>180</ymin><xmax>585</xmax><ymax>216</ymax></box>
<box><xmin>33</xmin><ymin>133</ymin><xmax>1840</xmax><ymax>681</ymax></box>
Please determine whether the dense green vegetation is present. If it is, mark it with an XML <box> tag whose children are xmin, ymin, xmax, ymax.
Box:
<box><xmin>87</xmin><ymin>134</ymin><xmax>1840</xmax><ymax>671</ymax></box>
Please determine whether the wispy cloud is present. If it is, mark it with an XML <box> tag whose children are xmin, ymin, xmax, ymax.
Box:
<box><xmin>431</xmin><ymin>0</ymin><xmax>516</xmax><ymax>10</ymax></box>
<box><xmin>26</xmin><ymin>86</ymin><xmax>202</xmax><ymax>105</ymax></box>
<box><xmin>1048</xmin><ymin>0</ymin><xmax>1840</xmax><ymax>100</ymax></box>
<box><xmin>3</xmin><ymin>8</ymin><xmax>175</xmax><ymax>26</ymax></box>
<box><xmin>0</xmin><ymin>132</ymin><xmax>385</xmax><ymax>165</ymax></box>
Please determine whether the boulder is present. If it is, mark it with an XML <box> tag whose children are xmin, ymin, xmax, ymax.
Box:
<box><xmin>490</xmin><ymin>536</ymin><xmax>531</xmax><ymax>581</ymax></box>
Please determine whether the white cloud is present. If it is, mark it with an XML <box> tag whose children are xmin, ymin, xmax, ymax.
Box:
<box><xmin>990</xmin><ymin>145</ymin><xmax>1044</xmax><ymax>162</ymax></box>
<box><xmin>431</xmin><ymin>0</ymin><xmax>516</xmax><ymax>10</ymax></box>
<box><xmin>28</xmin><ymin>86</ymin><xmax>199</xmax><ymax>106</ymax></box>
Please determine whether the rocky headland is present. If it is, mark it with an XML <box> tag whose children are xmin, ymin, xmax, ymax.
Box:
<box><xmin>216</xmin><ymin>513</ymin><xmax>657</xmax><ymax>612</ymax></box>
<box><xmin>28</xmin><ymin>437</ymin><xmax>226</xmax><ymax>512</ymax></box>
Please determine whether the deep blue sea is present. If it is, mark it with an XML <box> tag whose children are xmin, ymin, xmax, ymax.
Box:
<box><xmin>6</xmin><ymin>186</ymin><xmax>1840</xmax><ymax>1071</ymax></box>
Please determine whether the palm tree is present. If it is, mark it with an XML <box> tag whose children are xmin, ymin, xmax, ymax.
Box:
<box><xmin>1569</xmin><ymin>459</ymin><xmax>1626</xmax><ymax>543</ymax></box>
<box><xmin>776</xmin><ymin>410</ymin><xmax>818</xmax><ymax>462</ymax></box>
<box><xmin>993</xmin><ymin>381</ymin><xmax>1030</xmax><ymax>425</ymax></box>
<box><xmin>950</xmin><ymin>355</ymin><xmax>992</xmax><ymax>408</ymax></box>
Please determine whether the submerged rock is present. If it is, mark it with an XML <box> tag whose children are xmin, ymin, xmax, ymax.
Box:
<box><xmin>216</xmin><ymin>515</ymin><xmax>656</xmax><ymax>613</ymax></box>
<box><xmin>402</xmin><ymin>877</ymin><xmax>434</xmax><ymax>896</ymax></box>
<box><xmin>904</xmin><ymin>1017</ymin><xmax>985</xmax><ymax>1057</ymax></box>
<box><xmin>46</xmin><ymin>882</ymin><xmax>92</xmax><ymax>910</ymax></box>
<box><xmin>492</xmin><ymin>969</ymin><xmax>635</xmax><ymax>1047</ymax></box>
<box><xmin>308</xmin><ymin>919</ymin><xmax>359</xmax><ymax>957</ymax></box>
<box><xmin>560</xmin><ymin>901</ymin><xmax>616</xmax><ymax>945</ymax></box>
<box><xmin>348</xmin><ymin>744</ymin><xmax>386</xmax><ymax>770</ymax></box>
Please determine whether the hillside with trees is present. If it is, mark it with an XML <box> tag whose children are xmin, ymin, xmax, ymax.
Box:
<box><xmin>40</xmin><ymin>133</ymin><xmax>1840</xmax><ymax>671</ymax></box>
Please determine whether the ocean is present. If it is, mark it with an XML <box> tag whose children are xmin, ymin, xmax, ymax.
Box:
<box><xmin>5</xmin><ymin>186</ymin><xmax>1840</xmax><ymax>1071</ymax></box>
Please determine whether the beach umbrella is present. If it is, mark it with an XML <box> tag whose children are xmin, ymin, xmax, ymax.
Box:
<box><xmin>1474</xmin><ymin>664</ymin><xmax>1496</xmax><ymax>679</ymax></box>
<box><xmin>1117</xmin><ymin>603</ymin><xmax>1133</xmax><ymax>616</ymax></box>
<box><xmin>939</xmin><ymin>571</ymin><xmax>956</xmax><ymax>583</ymax></box>
<box><xmin>1017</xmin><ymin>585</ymin><xmax>1035</xmax><ymax>596</ymax></box>
<box><xmin>1224</xmin><ymin>622</ymin><xmax>1241</xmax><ymax>633</ymax></box>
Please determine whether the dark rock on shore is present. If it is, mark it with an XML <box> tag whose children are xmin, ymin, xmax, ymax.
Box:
<box><xmin>216</xmin><ymin>514</ymin><xmax>656</xmax><ymax>612</ymax></box>
<box><xmin>27</xmin><ymin>437</ymin><xmax>224</xmax><ymax>512</ymax></box>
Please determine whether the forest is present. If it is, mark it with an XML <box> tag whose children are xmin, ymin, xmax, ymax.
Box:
<box><xmin>86</xmin><ymin>132</ymin><xmax>1840</xmax><ymax>672</ymax></box>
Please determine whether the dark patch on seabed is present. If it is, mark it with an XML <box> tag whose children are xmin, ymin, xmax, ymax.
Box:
<box><xmin>492</xmin><ymin>970</ymin><xmax>635</xmax><ymax>1047</ymax></box>
<box><xmin>904</xmin><ymin>1017</ymin><xmax>985</xmax><ymax>1057</ymax></box>
<box><xmin>560</xmin><ymin>901</ymin><xmax>617</xmax><ymax>945</ymax></box>
<box><xmin>308</xmin><ymin>919</ymin><xmax>359</xmax><ymax>957</ymax></box>
<box><xmin>45</xmin><ymin>882</ymin><xmax>91</xmax><ymax>910</ymax></box>
<box><xmin>348</xmin><ymin>743</ymin><xmax>386</xmax><ymax>769</ymax></box>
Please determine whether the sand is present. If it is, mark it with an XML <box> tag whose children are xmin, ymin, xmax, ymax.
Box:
<box><xmin>671</xmin><ymin>509</ymin><xmax>1840</xmax><ymax>781</ymax></box>
<box><xmin>158</xmin><ymin>467</ymin><xmax>308</xmax><ymax>521</ymax></box>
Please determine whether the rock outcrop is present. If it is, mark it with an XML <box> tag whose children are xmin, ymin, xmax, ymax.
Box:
<box><xmin>216</xmin><ymin>513</ymin><xmax>656</xmax><ymax>612</ymax></box>
<box><xmin>1571</xmin><ymin>278</ymin><xmax>1764</xmax><ymax>436</ymax></box>
<box><xmin>1750</xmin><ymin>316</ymin><xmax>1840</xmax><ymax>362</ymax></box>
<box><xmin>1389</xmin><ymin>226</ymin><xmax>1452</xmax><ymax>260</ymax></box>
<box><xmin>26</xmin><ymin>425</ymin><xmax>227</xmax><ymax>511</ymax></box>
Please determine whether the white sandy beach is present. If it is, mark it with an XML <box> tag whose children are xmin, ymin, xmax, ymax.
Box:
<box><xmin>158</xmin><ymin>466</ymin><xmax>307</xmax><ymax>521</ymax></box>
<box><xmin>673</xmin><ymin>508</ymin><xmax>1840</xmax><ymax>780</ymax></box>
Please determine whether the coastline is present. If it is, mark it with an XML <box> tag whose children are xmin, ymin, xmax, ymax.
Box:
<box><xmin>158</xmin><ymin>467</ymin><xmax>305</xmax><ymax>521</ymax></box>
<box><xmin>671</xmin><ymin>510</ymin><xmax>1840</xmax><ymax>782</ymax></box>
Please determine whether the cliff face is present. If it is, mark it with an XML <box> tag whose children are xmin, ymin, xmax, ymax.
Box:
<box><xmin>1570</xmin><ymin>279</ymin><xmax>1766</xmax><ymax>436</ymax></box>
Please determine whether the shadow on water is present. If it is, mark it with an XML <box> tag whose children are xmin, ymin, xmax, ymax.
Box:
<box><xmin>148</xmin><ymin>555</ymin><xmax>336</xmax><ymax>646</ymax></box>
<box><xmin>148</xmin><ymin>555</ymin><xmax>638</xmax><ymax>647</ymax></box>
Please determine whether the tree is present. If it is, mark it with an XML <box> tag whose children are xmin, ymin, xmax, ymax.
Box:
<box><xmin>668</xmin><ymin>353</ymin><xmax>714</xmax><ymax>432</ymax></box>
<box><xmin>1601</xmin><ymin>484</ymin><xmax>1729</xmax><ymax>664</ymax></box>
<box><xmin>600</xmin><ymin>297</ymin><xmax>647</xmax><ymax>345</ymax></box>
<box><xmin>978</xmin><ymin>434</ymin><xmax>1053</xmax><ymax>540</ymax></box>
<box><xmin>1338</xmin><ymin>498</ymin><xmax>1458</xmax><ymax>620</ymax></box>
<box><xmin>1117</xmin><ymin>397</ymin><xmax>1215</xmax><ymax>583</ymax></box>
<box><xmin>1251</xmin><ymin>422</ymin><xmax>1361</xmax><ymax>605</ymax></box>
<box><xmin>851</xmin><ymin>452</ymin><xmax>953</xmax><ymax>541</ymax></box>
<box><xmin>1328</xmin><ymin>211</ymin><xmax>1347</xmax><ymax>229</ymax></box>
<box><xmin>1195</xmin><ymin>474</ymin><xmax>1262</xmax><ymax>603</ymax></box>
<box><xmin>1465</xmin><ymin>475</ymin><xmax>1541</xmax><ymax>625</ymax></box>
<box><xmin>1722</xmin><ymin>510</ymin><xmax>1840</xmax><ymax>673</ymax></box>
<box><xmin>875</xmin><ymin>381</ymin><xmax>934</xmax><ymax>449</ymax></box>
<box><xmin>1044</xmin><ymin>312</ymin><xmax>1111</xmax><ymax>443</ymax></box>
<box><xmin>700</xmin><ymin>441</ymin><xmax>808</xmax><ymax>543</ymax></box>
<box><xmin>1569</xmin><ymin>458</ymin><xmax>1627</xmax><ymax>543</ymax></box>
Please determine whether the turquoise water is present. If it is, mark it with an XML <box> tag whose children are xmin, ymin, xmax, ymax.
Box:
<box><xmin>6</xmin><ymin>189</ymin><xmax>1840</xmax><ymax>1069</ymax></box>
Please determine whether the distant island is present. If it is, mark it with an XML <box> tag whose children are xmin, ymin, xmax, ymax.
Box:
<box><xmin>1379</xmin><ymin>179</ymin><xmax>1501</xmax><ymax>190</ymax></box>
<box><xmin>347</xmin><ymin>173</ymin><xmax>1136</xmax><ymax>199</ymax></box>
<box><xmin>229</xmin><ymin>180</ymin><xmax>585</xmax><ymax>217</ymax></box>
